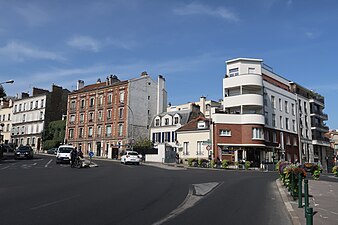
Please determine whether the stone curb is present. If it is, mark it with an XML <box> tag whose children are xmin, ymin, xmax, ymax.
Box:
<box><xmin>276</xmin><ymin>179</ymin><xmax>301</xmax><ymax>225</ymax></box>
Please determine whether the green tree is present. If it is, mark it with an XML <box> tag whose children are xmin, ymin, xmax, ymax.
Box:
<box><xmin>0</xmin><ymin>85</ymin><xmax>6</xmax><ymax>98</ymax></box>
<box><xmin>133</xmin><ymin>138</ymin><xmax>153</xmax><ymax>154</ymax></box>
<box><xmin>42</xmin><ymin>120</ymin><xmax>66</xmax><ymax>150</ymax></box>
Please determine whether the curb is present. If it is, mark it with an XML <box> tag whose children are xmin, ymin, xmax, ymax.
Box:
<box><xmin>276</xmin><ymin>179</ymin><xmax>301</xmax><ymax>225</ymax></box>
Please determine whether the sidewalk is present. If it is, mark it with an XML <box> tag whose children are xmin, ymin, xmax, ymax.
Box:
<box><xmin>277</xmin><ymin>176</ymin><xmax>338</xmax><ymax>225</ymax></box>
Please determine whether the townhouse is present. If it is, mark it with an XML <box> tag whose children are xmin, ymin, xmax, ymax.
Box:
<box><xmin>0</xmin><ymin>98</ymin><xmax>14</xmax><ymax>146</ymax></box>
<box><xmin>65</xmin><ymin>73</ymin><xmax>166</xmax><ymax>158</ymax></box>
<box><xmin>11</xmin><ymin>85</ymin><xmax>69</xmax><ymax>151</ymax></box>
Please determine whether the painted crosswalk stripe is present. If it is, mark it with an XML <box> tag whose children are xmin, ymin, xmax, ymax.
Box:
<box><xmin>45</xmin><ymin>159</ymin><xmax>53</xmax><ymax>168</ymax></box>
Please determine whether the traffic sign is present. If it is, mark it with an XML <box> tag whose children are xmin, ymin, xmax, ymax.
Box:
<box><xmin>206</xmin><ymin>145</ymin><xmax>211</xmax><ymax>150</ymax></box>
<box><xmin>89</xmin><ymin>151</ymin><xmax>94</xmax><ymax>158</ymax></box>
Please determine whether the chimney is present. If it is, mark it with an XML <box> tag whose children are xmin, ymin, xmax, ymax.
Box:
<box><xmin>77</xmin><ymin>80</ymin><xmax>84</xmax><ymax>90</ymax></box>
<box><xmin>157</xmin><ymin>75</ymin><xmax>167</xmax><ymax>114</ymax></box>
<box><xmin>106</xmin><ymin>77</ymin><xmax>109</xmax><ymax>85</ymax></box>
<box><xmin>97</xmin><ymin>78</ymin><xmax>101</xmax><ymax>84</ymax></box>
<box><xmin>141</xmin><ymin>71</ymin><xmax>148</xmax><ymax>76</ymax></box>
<box><xmin>200</xmin><ymin>96</ymin><xmax>206</xmax><ymax>115</ymax></box>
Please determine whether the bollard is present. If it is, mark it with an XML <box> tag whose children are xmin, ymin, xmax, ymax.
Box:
<box><xmin>306</xmin><ymin>207</ymin><xmax>313</xmax><ymax>225</ymax></box>
<box><xmin>304</xmin><ymin>179</ymin><xmax>309</xmax><ymax>217</ymax></box>
<box><xmin>298</xmin><ymin>173</ymin><xmax>303</xmax><ymax>208</ymax></box>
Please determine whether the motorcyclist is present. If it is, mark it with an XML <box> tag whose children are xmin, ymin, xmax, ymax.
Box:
<box><xmin>70</xmin><ymin>147</ymin><xmax>78</xmax><ymax>168</ymax></box>
<box><xmin>78</xmin><ymin>148</ymin><xmax>83</xmax><ymax>158</ymax></box>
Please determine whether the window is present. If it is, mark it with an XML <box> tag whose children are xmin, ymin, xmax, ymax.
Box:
<box><xmin>40</xmin><ymin>111</ymin><xmax>44</xmax><ymax>120</ymax></box>
<box><xmin>21</xmin><ymin>126</ymin><xmax>25</xmax><ymax>134</ymax></box>
<box><xmin>265</xmin><ymin>112</ymin><xmax>269</xmax><ymax>125</ymax></box>
<box><xmin>6</xmin><ymin>124</ymin><xmax>10</xmax><ymax>132</ymax></box>
<box><xmin>291</xmin><ymin>103</ymin><xmax>295</xmax><ymax>115</ymax></box>
<box><xmin>70</xmin><ymin>115</ymin><xmax>75</xmax><ymax>124</ymax></box>
<box><xmin>265</xmin><ymin>130</ymin><xmax>270</xmax><ymax>142</ymax></box>
<box><xmin>272</xmin><ymin>114</ymin><xmax>276</xmax><ymax>127</ymax></box>
<box><xmin>279</xmin><ymin>98</ymin><xmax>282</xmax><ymax>111</ymax></box>
<box><xmin>14</xmin><ymin>105</ymin><xmax>17</xmax><ymax>113</ymax></box>
<box><xmin>285</xmin><ymin>101</ymin><xmax>289</xmax><ymax>113</ymax></box>
<box><xmin>285</xmin><ymin>118</ymin><xmax>289</xmax><ymax>130</ymax></box>
<box><xmin>88</xmin><ymin>127</ymin><xmax>93</xmax><ymax>137</ymax></box>
<box><xmin>219</xmin><ymin>129</ymin><xmax>231</xmax><ymax>136</ymax></box>
<box><xmin>79</xmin><ymin>128</ymin><xmax>84</xmax><ymax>138</ymax></box>
<box><xmin>280</xmin><ymin>116</ymin><xmax>283</xmax><ymax>129</ymax></box>
<box><xmin>197</xmin><ymin>121</ymin><xmax>206</xmax><ymax>129</ymax></box>
<box><xmin>271</xmin><ymin>96</ymin><xmax>276</xmax><ymax>108</ymax></box>
<box><xmin>19</xmin><ymin>104</ymin><xmax>22</xmax><ymax>111</ymax></box>
<box><xmin>106</xmin><ymin>125</ymin><xmax>112</xmax><ymax>137</ymax></box>
<box><xmin>89</xmin><ymin>97</ymin><xmax>94</xmax><ymax>107</ymax></box>
<box><xmin>174</xmin><ymin>117</ymin><xmax>179</xmax><ymax>125</ymax></box>
<box><xmin>197</xmin><ymin>141</ymin><xmax>203</xmax><ymax>155</ymax></box>
<box><xmin>98</xmin><ymin>95</ymin><xmax>103</xmax><ymax>106</ymax></box>
<box><xmin>304</xmin><ymin>102</ymin><xmax>307</xmax><ymax>114</ymax></box>
<box><xmin>292</xmin><ymin>120</ymin><xmax>296</xmax><ymax>132</ymax></box>
<box><xmin>293</xmin><ymin>137</ymin><xmax>297</xmax><ymax>146</ymax></box>
<box><xmin>107</xmin><ymin>94</ymin><xmax>112</xmax><ymax>104</ymax></box>
<box><xmin>35</xmin><ymin>100</ymin><xmax>38</xmax><ymax>109</ymax></box>
<box><xmin>80</xmin><ymin>99</ymin><xmax>85</xmax><ymax>109</ymax></box>
<box><xmin>89</xmin><ymin>112</ymin><xmax>94</xmax><ymax>122</ymax></box>
<box><xmin>164</xmin><ymin>132</ymin><xmax>170</xmax><ymax>142</ymax></box>
<box><xmin>97</xmin><ymin>126</ymin><xmax>102</xmax><ymax>136</ymax></box>
<box><xmin>248</xmin><ymin>67</ymin><xmax>255</xmax><ymax>74</ymax></box>
<box><xmin>118</xmin><ymin>124</ymin><xmax>123</xmax><ymax>136</ymax></box>
<box><xmin>30</xmin><ymin>101</ymin><xmax>33</xmax><ymax>110</ymax></box>
<box><xmin>23</xmin><ymin>103</ymin><xmax>26</xmax><ymax>111</ymax></box>
<box><xmin>8</xmin><ymin>114</ymin><xmax>10</xmax><ymax>121</ymax></box>
<box><xmin>119</xmin><ymin>91</ymin><xmax>124</xmax><ymax>103</ymax></box>
<box><xmin>155</xmin><ymin>119</ymin><xmax>160</xmax><ymax>126</ymax></box>
<box><xmin>183</xmin><ymin>142</ymin><xmax>189</xmax><ymax>155</ymax></box>
<box><xmin>23</xmin><ymin>114</ymin><xmax>26</xmax><ymax>122</ymax></box>
<box><xmin>80</xmin><ymin>114</ymin><xmax>84</xmax><ymax>123</ymax></box>
<box><xmin>229</xmin><ymin>68</ymin><xmax>239</xmax><ymax>77</ymax></box>
<box><xmin>164</xmin><ymin>118</ymin><xmax>169</xmax><ymax>126</ymax></box>
<box><xmin>286</xmin><ymin>135</ymin><xmax>291</xmax><ymax>145</ymax></box>
<box><xmin>107</xmin><ymin>110</ymin><xmax>112</xmax><ymax>120</ymax></box>
<box><xmin>119</xmin><ymin>108</ymin><xmax>124</xmax><ymax>119</ymax></box>
<box><xmin>98</xmin><ymin>111</ymin><xmax>102</xmax><ymax>121</ymax></box>
<box><xmin>70</xmin><ymin>100</ymin><xmax>76</xmax><ymax>110</ymax></box>
<box><xmin>41</xmin><ymin>99</ymin><xmax>44</xmax><ymax>108</ymax></box>
<box><xmin>252</xmin><ymin>128</ymin><xmax>263</xmax><ymax>139</ymax></box>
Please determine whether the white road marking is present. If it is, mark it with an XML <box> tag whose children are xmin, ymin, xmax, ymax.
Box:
<box><xmin>31</xmin><ymin>195</ymin><xmax>81</xmax><ymax>210</ymax></box>
<box><xmin>45</xmin><ymin>159</ymin><xmax>53</xmax><ymax>168</ymax></box>
<box><xmin>152</xmin><ymin>182</ymin><xmax>221</xmax><ymax>225</ymax></box>
<box><xmin>0</xmin><ymin>166</ymin><xmax>10</xmax><ymax>170</ymax></box>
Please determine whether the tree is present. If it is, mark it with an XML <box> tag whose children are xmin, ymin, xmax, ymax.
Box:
<box><xmin>133</xmin><ymin>138</ymin><xmax>153</xmax><ymax>155</ymax></box>
<box><xmin>0</xmin><ymin>85</ymin><xmax>6</xmax><ymax>98</ymax></box>
<box><xmin>42</xmin><ymin>120</ymin><xmax>66</xmax><ymax>150</ymax></box>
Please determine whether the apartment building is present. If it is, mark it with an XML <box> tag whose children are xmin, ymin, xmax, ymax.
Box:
<box><xmin>211</xmin><ymin>58</ymin><xmax>301</xmax><ymax>167</ymax></box>
<box><xmin>11</xmin><ymin>85</ymin><xmax>69</xmax><ymax>151</ymax></box>
<box><xmin>0</xmin><ymin>98</ymin><xmax>14</xmax><ymax>145</ymax></box>
<box><xmin>65</xmin><ymin>73</ymin><xmax>166</xmax><ymax>159</ymax></box>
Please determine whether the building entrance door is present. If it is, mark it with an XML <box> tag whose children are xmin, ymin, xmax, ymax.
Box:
<box><xmin>96</xmin><ymin>142</ymin><xmax>101</xmax><ymax>156</ymax></box>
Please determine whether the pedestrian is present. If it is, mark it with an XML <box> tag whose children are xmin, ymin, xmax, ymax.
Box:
<box><xmin>176</xmin><ymin>153</ymin><xmax>180</xmax><ymax>164</ymax></box>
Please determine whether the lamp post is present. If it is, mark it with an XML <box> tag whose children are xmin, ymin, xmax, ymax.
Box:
<box><xmin>0</xmin><ymin>80</ymin><xmax>14</xmax><ymax>85</ymax></box>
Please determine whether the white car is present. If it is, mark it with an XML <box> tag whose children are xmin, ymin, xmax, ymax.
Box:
<box><xmin>56</xmin><ymin>145</ymin><xmax>74</xmax><ymax>164</ymax></box>
<box><xmin>121</xmin><ymin>151</ymin><xmax>141</xmax><ymax>165</ymax></box>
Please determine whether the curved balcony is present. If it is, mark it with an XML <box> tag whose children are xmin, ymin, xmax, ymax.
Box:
<box><xmin>212</xmin><ymin>114</ymin><xmax>265</xmax><ymax>125</ymax></box>
<box><xmin>223</xmin><ymin>94</ymin><xmax>263</xmax><ymax>108</ymax></box>
<box><xmin>223</xmin><ymin>74</ymin><xmax>263</xmax><ymax>89</ymax></box>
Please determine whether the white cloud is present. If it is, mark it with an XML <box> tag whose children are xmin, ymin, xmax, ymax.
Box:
<box><xmin>287</xmin><ymin>0</ymin><xmax>293</xmax><ymax>7</ymax></box>
<box><xmin>305</xmin><ymin>31</ymin><xmax>320</xmax><ymax>39</ymax></box>
<box><xmin>67</xmin><ymin>36</ymin><xmax>101</xmax><ymax>52</ymax></box>
<box><xmin>0</xmin><ymin>41</ymin><xmax>65</xmax><ymax>62</ymax></box>
<box><xmin>173</xmin><ymin>3</ymin><xmax>239</xmax><ymax>22</ymax></box>
<box><xmin>15</xmin><ymin>4</ymin><xmax>50</xmax><ymax>26</ymax></box>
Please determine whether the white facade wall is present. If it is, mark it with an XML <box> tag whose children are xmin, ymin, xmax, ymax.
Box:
<box><xmin>263</xmin><ymin>81</ymin><xmax>297</xmax><ymax>134</ymax></box>
<box><xmin>0</xmin><ymin>106</ymin><xmax>12</xmax><ymax>144</ymax></box>
<box><xmin>177</xmin><ymin>130</ymin><xmax>209</xmax><ymax>160</ymax></box>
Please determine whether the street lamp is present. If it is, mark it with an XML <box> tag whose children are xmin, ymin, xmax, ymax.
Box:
<box><xmin>0</xmin><ymin>80</ymin><xmax>14</xmax><ymax>85</ymax></box>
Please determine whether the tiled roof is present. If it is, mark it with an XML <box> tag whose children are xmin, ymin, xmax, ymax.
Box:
<box><xmin>176</xmin><ymin>116</ymin><xmax>210</xmax><ymax>132</ymax></box>
<box><xmin>72</xmin><ymin>80</ymin><xmax>128</xmax><ymax>94</ymax></box>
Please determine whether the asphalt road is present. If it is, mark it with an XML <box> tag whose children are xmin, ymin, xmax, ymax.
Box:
<box><xmin>0</xmin><ymin>154</ymin><xmax>292</xmax><ymax>225</ymax></box>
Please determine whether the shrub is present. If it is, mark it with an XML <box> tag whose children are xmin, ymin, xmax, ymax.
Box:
<box><xmin>210</xmin><ymin>159</ymin><xmax>215</xmax><ymax>168</ymax></box>
<box><xmin>245</xmin><ymin>161</ymin><xmax>251</xmax><ymax>170</ymax></box>
<box><xmin>332</xmin><ymin>166</ymin><xmax>338</xmax><ymax>177</ymax></box>
<box><xmin>222</xmin><ymin>160</ymin><xmax>229</xmax><ymax>169</ymax></box>
<box><xmin>188</xmin><ymin>158</ymin><xmax>194</xmax><ymax>167</ymax></box>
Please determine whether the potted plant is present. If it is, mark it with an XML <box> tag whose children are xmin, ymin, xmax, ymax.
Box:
<box><xmin>332</xmin><ymin>166</ymin><xmax>338</xmax><ymax>177</ymax></box>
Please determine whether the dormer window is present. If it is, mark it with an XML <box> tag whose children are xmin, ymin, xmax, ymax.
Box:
<box><xmin>155</xmin><ymin>119</ymin><xmax>160</xmax><ymax>126</ymax></box>
<box><xmin>197</xmin><ymin>121</ymin><xmax>206</xmax><ymax>129</ymax></box>
<box><xmin>165</xmin><ymin>118</ymin><xmax>169</xmax><ymax>126</ymax></box>
<box><xmin>174</xmin><ymin>117</ymin><xmax>179</xmax><ymax>125</ymax></box>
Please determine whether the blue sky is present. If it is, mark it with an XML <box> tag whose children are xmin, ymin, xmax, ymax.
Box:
<box><xmin>1</xmin><ymin>0</ymin><xmax>337</xmax><ymax>128</ymax></box>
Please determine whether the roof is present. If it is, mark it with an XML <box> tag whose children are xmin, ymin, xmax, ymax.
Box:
<box><xmin>151</xmin><ymin>109</ymin><xmax>193</xmax><ymax>127</ymax></box>
<box><xmin>72</xmin><ymin>80</ymin><xmax>128</xmax><ymax>94</ymax></box>
<box><xmin>226</xmin><ymin>58</ymin><xmax>263</xmax><ymax>64</ymax></box>
<box><xmin>176</xmin><ymin>116</ymin><xmax>210</xmax><ymax>132</ymax></box>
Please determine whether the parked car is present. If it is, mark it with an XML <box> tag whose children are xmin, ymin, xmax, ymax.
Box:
<box><xmin>121</xmin><ymin>151</ymin><xmax>141</xmax><ymax>165</ymax></box>
<box><xmin>56</xmin><ymin>145</ymin><xmax>74</xmax><ymax>164</ymax></box>
<box><xmin>14</xmin><ymin>145</ymin><xmax>34</xmax><ymax>159</ymax></box>
<box><xmin>47</xmin><ymin>147</ymin><xmax>57</xmax><ymax>155</ymax></box>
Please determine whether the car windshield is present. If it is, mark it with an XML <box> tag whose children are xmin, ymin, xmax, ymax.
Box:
<box><xmin>58</xmin><ymin>147</ymin><xmax>73</xmax><ymax>153</ymax></box>
<box><xmin>17</xmin><ymin>146</ymin><xmax>31</xmax><ymax>151</ymax></box>
<box><xmin>128</xmin><ymin>152</ymin><xmax>139</xmax><ymax>156</ymax></box>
